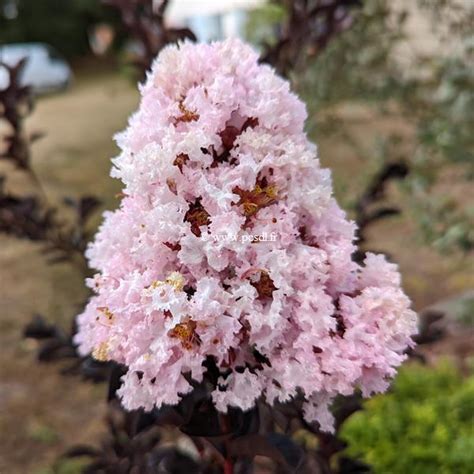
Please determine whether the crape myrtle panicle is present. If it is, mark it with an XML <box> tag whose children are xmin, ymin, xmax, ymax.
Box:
<box><xmin>74</xmin><ymin>39</ymin><xmax>417</xmax><ymax>433</ymax></box>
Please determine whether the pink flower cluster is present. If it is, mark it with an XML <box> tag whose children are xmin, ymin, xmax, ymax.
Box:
<box><xmin>74</xmin><ymin>39</ymin><xmax>417</xmax><ymax>432</ymax></box>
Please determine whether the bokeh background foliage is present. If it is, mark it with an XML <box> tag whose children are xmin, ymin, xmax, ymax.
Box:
<box><xmin>341</xmin><ymin>362</ymin><xmax>474</xmax><ymax>474</ymax></box>
<box><xmin>0</xmin><ymin>0</ymin><xmax>119</xmax><ymax>57</ymax></box>
<box><xmin>248</xmin><ymin>0</ymin><xmax>474</xmax><ymax>252</ymax></box>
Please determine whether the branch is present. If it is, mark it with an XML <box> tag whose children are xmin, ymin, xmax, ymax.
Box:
<box><xmin>102</xmin><ymin>0</ymin><xmax>196</xmax><ymax>77</ymax></box>
<box><xmin>261</xmin><ymin>0</ymin><xmax>364</xmax><ymax>77</ymax></box>
<box><xmin>354</xmin><ymin>161</ymin><xmax>409</xmax><ymax>245</ymax></box>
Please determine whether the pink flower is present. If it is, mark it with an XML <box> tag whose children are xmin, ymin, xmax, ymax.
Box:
<box><xmin>74</xmin><ymin>38</ymin><xmax>417</xmax><ymax>433</ymax></box>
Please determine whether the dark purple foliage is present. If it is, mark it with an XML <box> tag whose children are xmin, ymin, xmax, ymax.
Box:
<box><xmin>261</xmin><ymin>0</ymin><xmax>364</xmax><ymax>77</ymax></box>
<box><xmin>102</xmin><ymin>0</ymin><xmax>196</xmax><ymax>78</ymax></box>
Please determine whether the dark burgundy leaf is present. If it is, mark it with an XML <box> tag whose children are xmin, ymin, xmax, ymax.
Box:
<box><xmin>102</xmin><ymin>0</ymin><xmax>196</xmax><ymax>79</ymax></box>
<box><xmin>108</xmin><ymin>363</ymin><xmax>128</xmax><ymax>401</ymax></box>
<box><xmin>229</xmin><ymin>433</ymin><xmax>304</xmax><ymax>470</ymax></box>
<box><xmin>63</xmin><ymin>445</ymin><xmax>101</xmax><ymax>458</ymax></box>
<box><xmin>150</xmin><ymin>447</ymin><xmax>202</xmax><ymax>474</ymax></box>
<box><xmin>23</xmin><ymin>314</ymin><xmax>58</xmax><ymax>339</ymax></box>
<box><xmin>338</xmin><ymin>456</ymin><xmax>372</xmax><ymax>473</ymax></box>
<box><xmin>260</xmin><ymin>0</ymin><xmax>363</xmax><ymax>77</ymax></box>
<box><xmin>79</xmin><ymin>357</ymin><xmax>111</xmax><ymax>382</ymax></box>
<box><xmin>38</xmin><ymin>339</ymin><xmax>77</xmax><ymax>362</ymax></box>
<box><xmin>79</xmin><ymin>196</ymin><xmax>101</xmax><ymax>223</ymax></box>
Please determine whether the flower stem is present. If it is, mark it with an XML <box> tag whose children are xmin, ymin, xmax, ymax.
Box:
<box><xmin>224</xmin><ymin>458</ymin><xmax>233</xmax><ymax>474</ymax></box>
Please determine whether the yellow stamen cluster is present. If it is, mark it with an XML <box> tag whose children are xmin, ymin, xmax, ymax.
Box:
<box><xmin>256</xmin><ymin>183</ymin><xmax>278</xmax><ymax>199</ymax></box>
<box><xmin>147</xmin><ymin>272</ymin><xmax>185</xmax><ymax>293</ymax></box>
<box><xmin>92</xmin><ymin>341</ymin><xmax>109</xmax><ymax>361</ymax></box>
<box><xmin>174</xmin><ymin>100</ymin><xmax>200</xmax><ymax>124</ymax></box>
<box><xmin>184</xmin><ymin>198</ymin><xmax>211</xmax><ymax>237</ymax></box>
<box><xmin>168</xmin><ymin>320</ymin><xmax>199</xmax><ymax>349</ymax></box>
<box><xmin>165</xmin><ymin>272</ymin><xmax>185</xmax><ymax>291</ymax></box>
<box><xmin>234</xmin><ymin>182</ymin><xmax>278</xmax><ymax>217</ymax></box>
<box><xmin>98</xmin><ymin>306</ymin><xmax>114</xmax><ymax>321</ymax></box>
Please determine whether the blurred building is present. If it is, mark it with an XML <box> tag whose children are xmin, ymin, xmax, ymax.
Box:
<box><xmin>166</xmin><ymin>0</ymin><xmax>265</xmax><ymax>41</ymax></box>
<box><xmin>394</xmin><ymin>0</ymin><xmax>471</xmax><ymax>59</ymax></box>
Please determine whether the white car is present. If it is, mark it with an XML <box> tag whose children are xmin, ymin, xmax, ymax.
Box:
<box><xmin>0</xmin><ymin>43</ymin><xmax>72</xmax><ymax>94</ymax></box>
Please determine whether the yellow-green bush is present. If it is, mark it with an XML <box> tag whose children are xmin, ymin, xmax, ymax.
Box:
<box><xmin>341</xmin><ymin>362</ymin><xmax>474</xmax><ymax>474</ymax></box>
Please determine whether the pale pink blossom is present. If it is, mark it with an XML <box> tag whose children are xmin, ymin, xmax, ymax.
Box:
<box><xmin>74</xmin><ymin>39</ymin><xmax>417</xmax><ymax>433</ymax></box>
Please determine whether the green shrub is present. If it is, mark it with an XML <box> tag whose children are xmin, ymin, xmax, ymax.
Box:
<box><xmin>341</xmin><ymin>362</ymin><xmax>474</xmax><ymax>474</ymax></box>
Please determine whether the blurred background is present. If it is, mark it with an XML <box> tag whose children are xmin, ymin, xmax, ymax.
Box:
<box><xmin>0</xmin><ymin>1</ymin><xmax>472</xmax><ymax>473</ymax></box>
